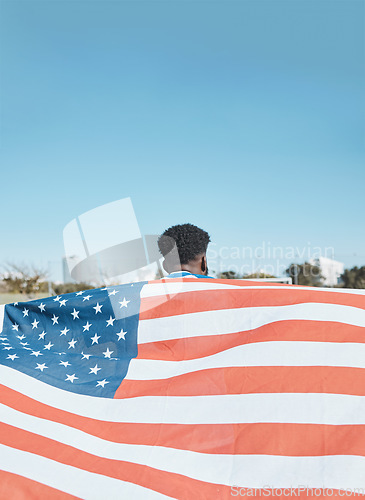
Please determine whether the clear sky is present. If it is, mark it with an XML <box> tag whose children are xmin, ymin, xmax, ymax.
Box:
<box><xmin>1</xmin><ymin>0</ymin><xmax>364</xmax><ymax>280</ymax></box>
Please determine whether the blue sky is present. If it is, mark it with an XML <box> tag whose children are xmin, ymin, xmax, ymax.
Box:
<box><xmin>1</xmin><ymin>0</ymin><xmax>364</xmax><ymax>279</ymax></box>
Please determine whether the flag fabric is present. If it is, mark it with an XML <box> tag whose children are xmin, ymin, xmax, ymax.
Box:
<box><xmin>0</xmin><ymin>278</ymin><xmax>365</xmax><ymax>499</ymax></box>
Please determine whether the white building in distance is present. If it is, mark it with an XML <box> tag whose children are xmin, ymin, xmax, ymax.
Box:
<box><xmin>309</xmin><ymin>256</ymin><xmax>344</xmax><ymax>287</ymax></box>
<box><xmin>62</xmin><ymin>256</ymin><xmax>76</xmax><ymax>284</ymax></box>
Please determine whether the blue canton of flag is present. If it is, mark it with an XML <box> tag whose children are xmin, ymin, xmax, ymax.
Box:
<box><xmin>0</xmin><ymin>282</ymin><xmax>146</xmax><ymax>398</ymax></box>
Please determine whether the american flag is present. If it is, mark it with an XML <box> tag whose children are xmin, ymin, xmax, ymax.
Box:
<box><xmin>0</xmin><ymin>278</ymin><xmax>365</xmax><ymax>499</ymax></box>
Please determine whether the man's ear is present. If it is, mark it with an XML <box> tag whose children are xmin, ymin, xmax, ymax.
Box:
<box><xmin>201</xmin><ymin>256</ymin><xmax>206</xmax><ymax>273</ymax></box>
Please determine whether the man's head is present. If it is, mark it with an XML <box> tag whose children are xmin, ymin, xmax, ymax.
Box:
<box><xmin>158</xmin><ymin>223</ymin><xmax>211</xmax><ymax>275</ymax></box>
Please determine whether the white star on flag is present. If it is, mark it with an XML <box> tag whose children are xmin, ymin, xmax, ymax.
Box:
<box><xmin>89</xmin><ymin>364</ymin><xmax>102</xmax><ymax>375</ymax></box>
<box><xmin>30</xmin><ymin>351</ymin><xmax>42</xmax><ymax>357</ymax></box>
<box><xmin>71</xmin><ymin>309</ymin><xmax>79</xmax><ymax>320</ymax></box>
<box><xmin>96</xmin><ymin>379</ymin><xmax>109</xmax><ymax>388</ymax></box>
<box><xmin>119</xmin><ymin>298</ymin><xmax>130</xmax><ymax>308</ymax></box>
<box><xmin>38</xmin><ymin>331</ymin><xmax>46</xmax><ymax>340</ymax></box>
<box><xmin>38</xmin><ymin>303</ymin><xmax>46</xmax><ymax>312</ymax></box>
<box><xmin>116</xmin><ymin>328</ymin><xmax>127</xmax><ymax>341</ymax></box>
<box><xmin>12</xmin><ymin>323</ymin><xmax>19</xmax><ymax>331</ymax></box>
<box><xmin>35</xmin><ymin>363</ymin><xmax>48</xmax><ymax>372</ymax></box>
<box><xmin>7</xmin><ymin>354</ymin><xmax>18</xmax><ymax>361</ymax></box>
<box><xmin>44</xmin><ymin>342</ymin><xmax>54</xmax><ymax>350</ymax></box>
<box><xmin>60</xmin><ymin>360</ymin><xmax>71</xmax><ymax>367</ymax></box>
<box><xmin>31</xmin><ymin>319</ymin><xmax>39</xmax><ymax>329</ymax></box>
<box><xmin>51</xmin><ymin>315</ymin><xmax>59</xmax><ymax>325</ymax></box>
<box><xmin>65</xmin><ymin>374</ymin><xmax>78</xmax><ymax>383</ymax></box>
<box><xmin>90</xmin><ymin>333</ymin><xmax>100</xmax><ymax>344</ymax></box>
<box><xmin>83</xmin><ymin>321</ymin><xmax>92</xmax><ymax>332</ymax></box>
<box><xmin>106</xmin><ymin>316</ymin><xmax>115</xmax><ymax>327</ymax></box>
<box><xmin>68</xmin><ymin>339</ymin><xmax>77</xmax><ymax>349</ymax></box>
<box><xmin>83</xmin><ymin>295</ymin><xmax>92</xmax><ymax>301</ymax></box>
<box><xmin>93</xmin><ymin>303</ymin><xmax>103</xmax><ymax>314</ymax></box>
<box><xmin>22</xmin><ymin>308</ymin><xmax>29</xmax><ymax>317</ymax></box>
<box><xmin>81</xmin><ymin>352</ymin><xmax>92</xmax><ymax>360</ymax></box>
<box><xmin>60</xmin><ymin>327</ymin><xmax>70</xmax><ymax>336</ymax></box>
<box><xmin>103</xmin><ymin>347</ymin><xmax>114</xmax><ymax>358</ymax></box>
<box><xmin>59</xmin><ymin>299</ymin><xmax>68</xmax><ymax>307</ymax></box>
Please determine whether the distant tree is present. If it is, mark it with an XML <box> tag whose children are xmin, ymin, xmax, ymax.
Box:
<box><xmin>341</xmin><ymin>266</ymin><xmax>365</xmax><ymax>289</ymax></box>
<box><xmin>217</xmin><ymin>271</ymin><xmax>278</xmax><ymax>280</ymax></box>
<box><xmin>242</xmin><ymin>273</ymin><xmax>277</xmax><ymax>279</ymax></box>
<box><xmin>286</xmin><ymin>262</ymin><xmax>324</xmax><ymax>287</ymax></box>
<box><xmin>217</xmin><ymin>271</ymin><xmax>243</xmax><ymax>279</ymax></box>
<box><xmin>52</xmin><ymin>282</ymin><xmax>94</xmax><ymax>295</ymax></box>
<box><xmin>1</xmin><ymin>263</ymin><xmax>49</xmax><ymax>296</ymax></box>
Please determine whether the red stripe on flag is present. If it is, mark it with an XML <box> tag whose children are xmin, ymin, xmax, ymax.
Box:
<box><xmin>1</xmin><ymin>385</ymin><xmax>365</xmax><ymax>456</ymax></box>
<box><xmin>0</xmin><ymin>422</ymin><xmax>232</xmax><ymax>500</ymax></box>
<box><xmin>116</xmin><ymin>366</ymin><xmax>365</xmax><ymax>398</ymax></box>
<box><xmin>0</xmin><ymin>470</ymin><xmax>78</xmax><ymax>500</ymax></box>
<box><xmin>140</xmin><ymin>288</ymin><xmax>365</xmax><ymax>321</ymax></box>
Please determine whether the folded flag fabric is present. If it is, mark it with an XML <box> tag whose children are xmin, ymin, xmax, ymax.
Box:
<box><xmin>0</xmin><ymin>278</ymin><xmax>365</xmax><ymax>499</ymax></box>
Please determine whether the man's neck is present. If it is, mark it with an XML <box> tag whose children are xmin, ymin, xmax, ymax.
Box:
<box><xmin>171</xmin><ymin>266</ymin><xmax>205</xmax><ymax>276</ymax></box>
<box><xmin>166</xmin><ymin>254</ymin><xmax>207</xmax><ymax>276</ymax></box>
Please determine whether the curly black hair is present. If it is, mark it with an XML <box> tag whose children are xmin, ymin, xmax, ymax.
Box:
<box><xmin>158</xmin><ymin>223</ymin><xmax>211</xmax><ymax>265</ymax></box>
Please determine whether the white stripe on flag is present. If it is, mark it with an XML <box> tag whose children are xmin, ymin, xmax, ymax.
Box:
<box><xmin>125</xmin><ymin>341</ymin><xmax>365</xmax><ymax>380</ymax></box>
<box><xmin>142</xmin><ymin>281</ymin><xmax>240</xmax><ymax>297</ymax></box>
<box><xmin>1</xmin><ymin>423</ymin><xmax>365</xmax><ymax>491</ymax></box>
<box><xmin>1</xmin><ymin>367</ymin><xmax>365</xmax><ymax>424</ymax></box>
<box><xmin>142</xmin><ymin>281</ymin><xmax>365</xmax><ymax>298</ymax></box>
<box><xmin>138</xmin><ymin>302</ymin><xmax>365</xmax><ymax>344</ymax></box>
<box><xmin>0</xmin><ymin>444</ymin><xmax>174</xmax><ymax>500</ymax></box>
<box><xmin>3</xmin><ymin>403</ymin><xmax>365</xmax><ymax>489</ymax></box>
